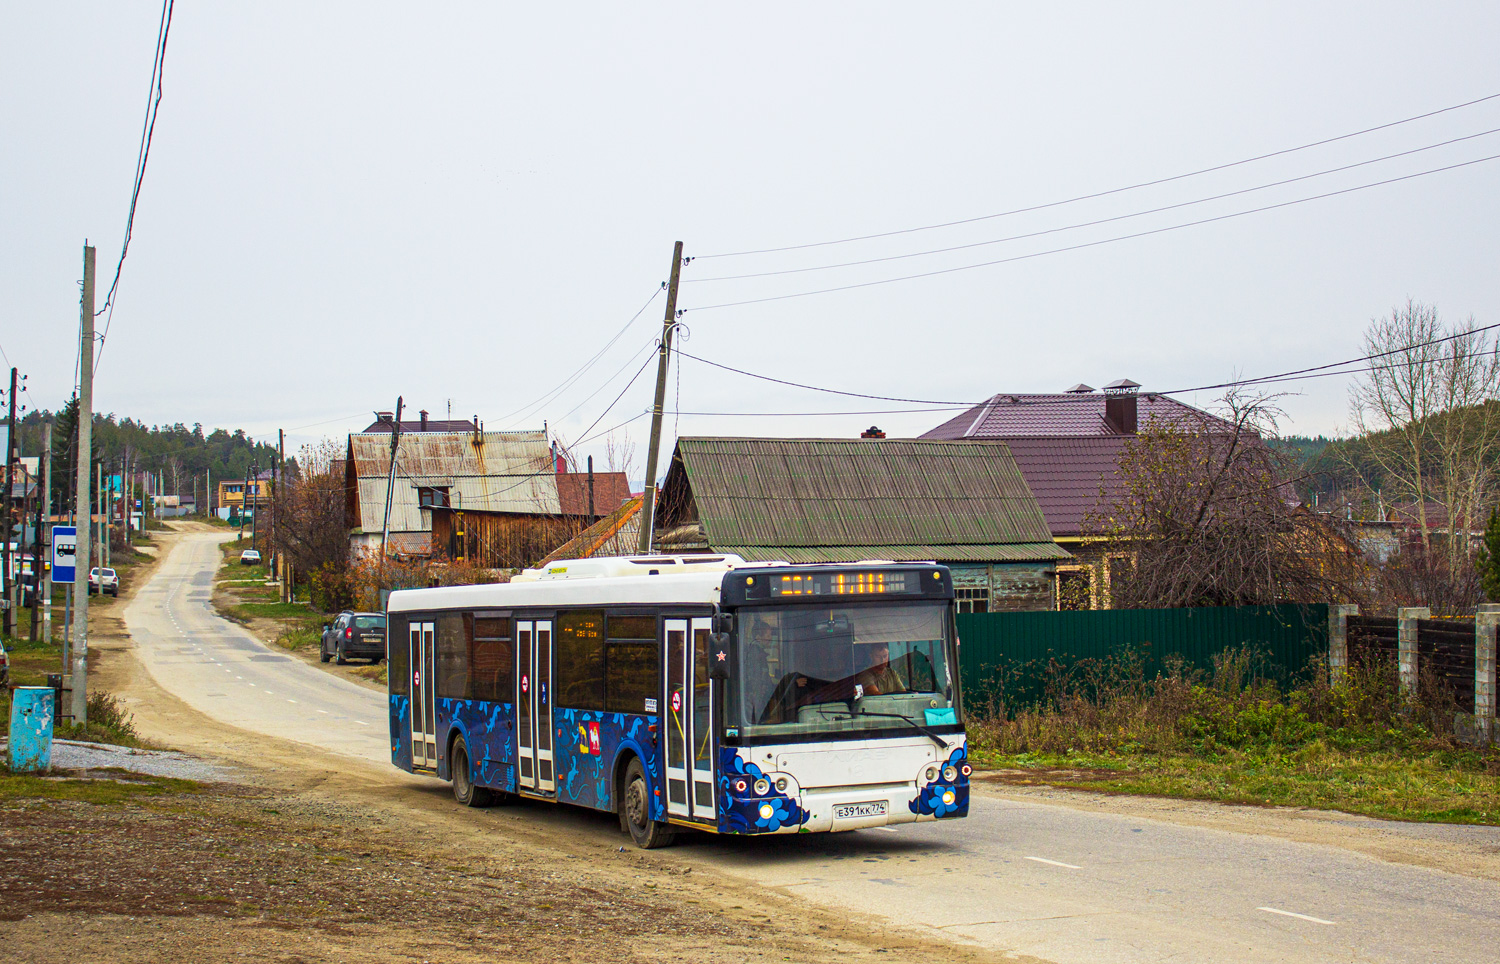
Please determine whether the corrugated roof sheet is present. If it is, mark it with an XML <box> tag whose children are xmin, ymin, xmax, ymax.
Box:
<box><xmin>922</xmin><ymin>392</ymin><xmax>1227</xmax><ymax>439</ymax></box>
<box><xmin>349</xmin><ymin>430</ymin><xmax>559</xmax><ymax>532</ymax></box>
<box><xmin>720</xmin><ymin>543</ymin><xmax>1069</xmax><ymax>563</ymax></box>
<box><xmin>673</xmin><ymin>438</ymin><xmax>1062</xmax><ymax>557</ymax></box>
<box><xmin>1000</xmin><ymin>436</ymin><xmax>1127</xmax><ymax>538</ymax></box>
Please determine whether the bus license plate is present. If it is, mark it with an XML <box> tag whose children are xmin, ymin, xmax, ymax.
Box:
<box><xmin>834</xmin><ymin>801</ymin><xmax>887</xmax><ymax>820</ymax></box>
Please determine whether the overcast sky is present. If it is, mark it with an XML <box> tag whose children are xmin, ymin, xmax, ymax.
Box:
<box><xmin>4</xmin><ymin>3</ymin><xmax>1498</xmax><ymax>478</ymax></box>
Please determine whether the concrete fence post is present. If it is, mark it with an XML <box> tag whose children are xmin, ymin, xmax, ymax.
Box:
<box><xmin>1476</xmin><ymin>605</ymin><xmax>1500</xmax><ymax>743</ymax></box>
<box><xmin>1397</xmin><ymin>607</ymin><xmax>1430</xmax><ymax>696</ymax></box>
<box><xmin>1328</xmin><ymin>604</ymin><xmax>1359</xmax><ymax>682</ymax></box>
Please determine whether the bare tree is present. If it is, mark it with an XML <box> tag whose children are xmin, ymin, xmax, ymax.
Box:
<box><xmin>272</xmin><ymin>438</ymin><xmax>349</xmax><ymax>609</ymax></box>
<box><xmin>1090</xmin><ymin>390</ymin><xmax>1364</xmax><ymax>609</ymax></box>
<box><xmin>1348</xmin><ymin>299</ymin><xmax>1500</xmax><ymax>572</ymax></box>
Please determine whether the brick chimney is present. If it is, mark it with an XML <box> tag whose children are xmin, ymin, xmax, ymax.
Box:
<box><xmin>419</xmin><ymin>409</ymin><xmax>429</xmax><ymax>431</ymax></box>
<box><xmin>1103</xmin><ymin>379</ymin><xmax>1141</xmax><ymax>435</ymax></box>
<box><xmin>375</xmin><ymin>411</ymin><xmax>394</xmax><ymax>425</ymax></box>
<box><xmin>860</xmin><ymin>426</ymin><xmax>886</xmax><ymax>439</ymax></box>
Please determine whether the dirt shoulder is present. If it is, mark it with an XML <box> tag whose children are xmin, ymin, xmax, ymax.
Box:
<box><xmin>0</xmin><ymin>539</ymin><xmax>1016</xmax><ymax>964</ymax></box>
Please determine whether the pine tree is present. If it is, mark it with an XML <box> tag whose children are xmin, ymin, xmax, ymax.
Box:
<box><xmin>1478</xmin><ymin>510</ymin><xmax>1500</xmax><ymax>602</ymax></box>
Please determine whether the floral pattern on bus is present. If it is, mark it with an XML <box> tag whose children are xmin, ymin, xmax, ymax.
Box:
<box><xmin>438</xmin><ymin>698</ymin><xmax>516</xmax><ymax>792</ymax></box>
<box><xmin>909</xmin><ymin>745</ymin><xmax>969</xmax><ymax>819</ymax></box>
<box><xmin>553</xmin><ymin>709</ymin><xmax>660</xmax><ymax>816</ymax></box>
<box><xmin>717</xmin><ymin>747</ymin><xmax>810</xmax><ymax>834</ymax></box>
<box><xmin>390</xmin><ymin>694</ymin><xmax>412</xmax><ymax>770</ymax></box>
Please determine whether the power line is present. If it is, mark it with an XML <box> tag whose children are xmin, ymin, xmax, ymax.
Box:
<box><xmin>554</xmin><ymin>337</ymin><xmax>659</xmax><ymax>423</ymax></box>
<box><xmin>688</xmin><ymin>127</ymin><xmax>1500</xmax><ymax>284</ymax></box>
<box><xmin>677</xmin><ymin>349</ymin><xmax>974</xmax><ymax>405</ymax></box>
<box><xmin>697</xmin><ymin>91</ymin><xmax>1500</xmax><ymax>259</ymax></box>
<box><xmin>684</xmin><ymin>152</ymin><xmax>1500</xmax><ymax>313</ymax></box>
<box><xmin>496</xmin><ymin>286</ymin><xmax>662</xmax><ymax>428</ymax></box>
<box><xmin>95</xmin><ymin>0</ymin><xmax>174</xmax><ymax>374</ymax></box>
<box><xmin>678</xmin><ymin>321</ymin><xmax>1500</xmax><ymax>411</ymax></box>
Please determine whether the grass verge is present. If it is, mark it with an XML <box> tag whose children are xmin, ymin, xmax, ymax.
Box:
<box><xmin>967</xmin><ymin>648</ymin><xmax>1500</xmax><ymax>825</ymax></box>
<box><xmin>0</xmin><ymin>770</ymin><xmax>200</xmax><ymax>805</ymax></box>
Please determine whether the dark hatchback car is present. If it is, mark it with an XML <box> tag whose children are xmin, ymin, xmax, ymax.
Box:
<box><xmin>321</xmin><ymin>612</ymin><xmax>387</xmax><ymax>665</ymax></box>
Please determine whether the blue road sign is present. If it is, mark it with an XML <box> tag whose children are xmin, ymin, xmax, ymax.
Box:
<box><xmin>51</xmin><ymin>526</ymin><xmax>77</xmax><ymax>584</ymax></box>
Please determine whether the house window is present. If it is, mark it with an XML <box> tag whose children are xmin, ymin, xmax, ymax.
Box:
<box><xmin>955</xmin><ymin>586</ymin><xmax>989</xmax><ymax>614</ymax></box>
<box><xmin>417</xmin><ymin>486</ymin><xmax>451</xmax><ymax>508</ymax></box>
<box><xmin>1057</xmin><ymin>568</ymin><xmax>1093</xmax><ymax>611</ymax></box>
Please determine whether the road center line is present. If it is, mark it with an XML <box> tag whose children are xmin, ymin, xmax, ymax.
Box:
<box><xmin>1257</xmin><ymin>906</ymin><xmax>1336</xmax><ymax>925</ymax></box>
<box><xmin>1025</xmin><ymin>856</ymin><xmax>1082</xmax><ymax>869</ymax></box>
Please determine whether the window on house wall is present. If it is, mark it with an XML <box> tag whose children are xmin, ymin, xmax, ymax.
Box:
<box><xmin>955</xmin><ymin>586</ymin><xmax>989</xmax><ymax>614</ymax></box>
<box><xmin>1056</xmin><ymin>568</ymin><xmax>1093</xmax><ymax>611</ymax></box>
<box><xmin>417</xmin><ymin>486</ymin><xmax>451</xmax><ymax>509</ymax></box>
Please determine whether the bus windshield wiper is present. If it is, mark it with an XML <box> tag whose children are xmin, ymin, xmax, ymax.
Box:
<box><xmin>851</xmin><ymin>709</ymin><xmax>952</xmax><ymax>750</ymax></box>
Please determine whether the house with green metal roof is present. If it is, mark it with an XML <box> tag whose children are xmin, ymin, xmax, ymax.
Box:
<box><xmin>652</xmin><ymin>438</ymin><xmax>1071</xmax><ymax>612</ymax></box>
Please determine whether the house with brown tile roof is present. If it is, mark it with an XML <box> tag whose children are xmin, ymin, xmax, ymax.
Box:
<box><xmin>921</xmin><ymin>380</ymin><xmax>1235</xmax><ymax>609</ymax></box>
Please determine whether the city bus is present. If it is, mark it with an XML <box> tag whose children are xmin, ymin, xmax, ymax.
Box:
<box><xmin>385</xmin><ymin>554</ymin><xmax>969</xmax><ymax>848</ymax></box>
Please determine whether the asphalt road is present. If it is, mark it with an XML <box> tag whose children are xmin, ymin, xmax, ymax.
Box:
<box><xmin>127</xmin><ymin>531</ymin><xmax>1500</xmax><ymax>964</ymax></box>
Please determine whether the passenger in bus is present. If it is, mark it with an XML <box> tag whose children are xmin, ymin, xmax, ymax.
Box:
<box><xmin>744</xmin><ymin>620</ymin><xmax>783</xmax><ymax>723</ymax></box>
<box><xmin>856</xmin><ymin>642</ymin><xmax>908</xmax><ymax>695</ymax></box>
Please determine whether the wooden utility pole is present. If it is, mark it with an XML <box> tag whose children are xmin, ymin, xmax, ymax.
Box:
<box><xmin>637</xmin><ymin>241</ymin><xmax>683</xmax><ymax>554</ymax></box>
<box><xmin>380</xmin><ymin>397</ymin><xmax>404</xmax><ymax>559</ymax></box>
<box><xmin>72</xmin><ymin>243</ymin><xmax>95</xmax><ymax>724</ymax></box>
<box><xmin>3</xmin><ymin>366</ymin><xmax>17</xmax><ymax>637</ymax></box>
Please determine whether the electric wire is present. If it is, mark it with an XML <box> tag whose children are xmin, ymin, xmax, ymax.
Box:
<box><xmin>697</xmin><ymin>91</ymin><xmax>1500</xmax><ymax>259</ymax></box>
<box><xmin>687</xmin><ymin>127</ymin><xmax>1500</xmax><ymax>283</ymax></box>
<box><xmin>684</xmin><ymin>152</ymin><xmax>1500</xmax><ymax>313</ymax></box>
<box><xmin>95</xmin><ymin>0</ymin><xmax>174</xmax><ymax>374</ymax></box>
<box><xmin>495</xmin><ymin>286</ymin><xmax>662</xmax><ymax>428</ymax></box>
<box><xmin>554</xmin><ymin>337</ymin><xmax>659</xmax><ymax>424</ymax></box>
<box><xmin>676</xmin><ymin>320</ymin><xmax>1500</xmax><ymax>413</ymax></box>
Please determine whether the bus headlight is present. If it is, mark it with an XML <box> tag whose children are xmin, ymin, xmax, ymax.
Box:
<box><xmin>754</xmin><ymin>778</ymin><xmax>770</xmax><ymax>796</ymax></box>
<box><xmin>775</xmin><ymin>777</ymin><xmax>789</xmax><ymax>793</ymax></box>
<box><xmin>732</xmin><ymin>778</ymin><xmax>748</xmax><ymax>794</ymax></box>
<box><xmin>924</xmin><ymin>765</ymin><xmax>940</xmax><ymax>783</ymax></box>
<box><xmin>942</xmin><ymin>765</ymin><xmax>958</xmax><ymax>782</ymax></box>
<box><xmin>759</xmin><ymin>803</ymin><xmax>775</xmax><ymax>820</ymax></box>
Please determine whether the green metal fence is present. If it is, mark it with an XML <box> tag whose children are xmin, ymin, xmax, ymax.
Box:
<box><xmin>956</xmin><ymin>603</ymin><xmax>1329</xmax><ymax>710</ymax></box>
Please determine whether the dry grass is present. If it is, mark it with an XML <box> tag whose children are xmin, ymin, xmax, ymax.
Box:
<box><xmin>967</xmin><ymin>648</ymin><xmax>1500</xmax><ymax>824</ymax></box>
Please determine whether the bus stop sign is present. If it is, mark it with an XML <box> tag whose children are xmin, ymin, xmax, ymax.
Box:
<box><xmin>51</xmin><ymin>526</ymin><xmax>77</xmax><ymax>584</ymax></box>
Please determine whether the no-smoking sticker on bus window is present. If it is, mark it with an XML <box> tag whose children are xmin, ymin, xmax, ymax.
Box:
<box><xmin>671</xmin><ymin>690</ymin><xmax>682</xmax><ymax>713</ymax></box>
<box><xmin>522</xmin><ymin>675</ymin><xmax>529</xmax><ymax>694</ymax></box>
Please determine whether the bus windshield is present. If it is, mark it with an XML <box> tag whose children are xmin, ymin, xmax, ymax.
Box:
<box><xmin>731</xmin><ymin>601</ymin><xmax>960</xmax><ymax>739</ymax></box>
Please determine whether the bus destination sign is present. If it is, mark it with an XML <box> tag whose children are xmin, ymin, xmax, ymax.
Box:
<box><xmin>769</xmin><ymin>571</ymin><xmax>910</xmax><ymax>597</ymax></box>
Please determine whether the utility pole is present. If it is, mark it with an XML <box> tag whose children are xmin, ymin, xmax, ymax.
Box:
<box><xmin>72</xmin><ymin>243</ymin><xmax>95</xmax><ymax>724</ymax></box>
<box><xmin>587</xmin><ymin>454</ymin><xmax>596</xmax><ymax>524</ymax></box>
<box><xmin>249</xmin><ymin>463</ymin><xmax>259</xmax><ymax>550</ymax></box>
<box><xmin>239</xmin><ymin>463</ymin><xmax>249</xmax><ymax>540</ymax></box>
<box><xmin>40</xmin><ymin>420</ymin><xmax>52</xmax><ymax>643</ymax></box>
<box><xmin>3</xmin><ymin>366</ymin><xmax>17</xmax><ymax>637</ymax></box>
<box><xmin>637</xmin><ymin>241</ymin><xmax>683</xmax><ymax>554</ymax></box>
<box><xmin>380</xmin><ymin>397</ymin><xmax>404</xmax><ymax>560</ymax></box>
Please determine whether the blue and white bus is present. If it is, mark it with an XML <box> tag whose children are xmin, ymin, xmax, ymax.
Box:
<box><xmin>386</xmin><ymin>555</ymin><xmax>969</xmax><ymax>848</ymax></box>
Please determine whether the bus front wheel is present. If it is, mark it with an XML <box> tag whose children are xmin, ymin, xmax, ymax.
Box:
<box><xmin>451</xmin><ymin>736</ymin><xmax>496</xmax><ymax>808</ymax></box>
<box><xmin>621</xmin><ymin>758</ymin><xmax>675</xmax><ymax>849</ymax></box>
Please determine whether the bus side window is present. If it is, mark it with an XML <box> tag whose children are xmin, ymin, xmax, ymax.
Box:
<box><xmin>471</xmin><ymin>616</ymin><xmax>514</xmax><ymax>703</ymax></box>
<box><xmin>556</xmin><ymin>610</ymin><xmax>606</xmax><ymax>710</ymax></box>
<box><xmin>388</xmin><ymin>614</ymin><xmax>410</xmax><ymax>696</ymax></box>
<box><xmin>436</xmin><ymin>614</ymin><xmax>468</xmax><ymax>700</ymax></box>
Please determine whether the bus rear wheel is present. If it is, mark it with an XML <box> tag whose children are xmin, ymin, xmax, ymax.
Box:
<box><xmin>451</xmin><ymin>736</ymin><xmax>496</xmax><ymax>808</ymax></box>
<box><xmin>621</xmin><ymin>758</ymin><xmax>675</xmax><ymax>849</ymax></box>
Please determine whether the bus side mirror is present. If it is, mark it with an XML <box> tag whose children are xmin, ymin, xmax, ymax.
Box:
<box><xmin>708</xmin><ymin>631</ymin><xmax>733</xmax><ymax>680</ymax></box>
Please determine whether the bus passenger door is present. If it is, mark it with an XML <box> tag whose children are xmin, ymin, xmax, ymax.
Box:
<box><xmin>410</xmin><ymin>621</ymin><xmax>436</xmax><ymax>770</ymax></box>
<box><xmin>516</xmin><ymin>619</ymin><xmax>555</xmax><ymax>795</ymax></box>
<box><xmin>665</xmin><ymin>617</ymin><xmax>716</xmax><ymax>820</ymax></box>
<box><xmin>690</xmin><ymin>617</ymin><xmax>715</xmax><ymax>814</ymax></box>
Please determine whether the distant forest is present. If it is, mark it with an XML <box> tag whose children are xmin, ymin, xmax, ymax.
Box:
<box><xmin>12</xmin><ymin>403</ymin><xmax>286</xmax><ymax>509</ymax></box>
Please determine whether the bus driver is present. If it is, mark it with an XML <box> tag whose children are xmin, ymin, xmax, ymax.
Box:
<box><xmin>856</xmin><ymin>642</ymin><xmax>907</xmax><ymax>695</ymax></box>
